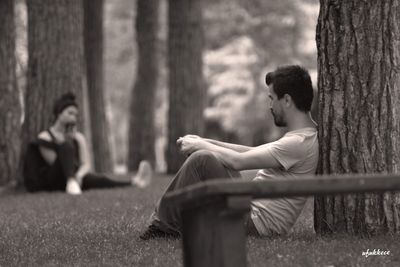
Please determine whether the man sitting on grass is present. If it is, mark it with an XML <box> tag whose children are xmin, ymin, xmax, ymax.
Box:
<box><xmin>140</xmin><ymin>65</ymin><xmax>318</xmax><ymax>239</ymax></box>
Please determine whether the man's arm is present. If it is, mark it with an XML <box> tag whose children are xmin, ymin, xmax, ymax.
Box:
<box><xmin>203</xmin><ymin>138</ymin><xmax>253</xmax><ymax>153</ymax></box>
<box><xmin>181</xmin><ymin>134</ymin><xmax>253</xmax><ymax>153</ymax></box>
<box><xmin>209</xmin><ymin>143</ymin><xmax>281</xmax><ymax>171</ymax></box>
<box><xmin>180</xmin><ymin>137</ymin><xmax>281</xmax><ymax>171</ymax></box>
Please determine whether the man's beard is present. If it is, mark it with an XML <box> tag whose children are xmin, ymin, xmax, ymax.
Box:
<box><xmin>271</xmin><ymin>109</ymin><xmax>287</xmax><ymax>127</ymax></box>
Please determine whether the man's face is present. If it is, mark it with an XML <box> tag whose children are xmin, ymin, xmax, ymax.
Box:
<box><xmin>268</xmin><ymin>85</ymin><xmax>287</xmax><ymax>127</ymax></box>
<box><xmin>58</xmin><ymin>106</ymin><xmax>78</xmax><ymax>126</ymax></box>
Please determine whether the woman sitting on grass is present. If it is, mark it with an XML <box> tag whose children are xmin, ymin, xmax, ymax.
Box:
<box><xmin>30</xmin><ymin>92</ymin><xmax>151</xmax><ymax>195</ymax></box>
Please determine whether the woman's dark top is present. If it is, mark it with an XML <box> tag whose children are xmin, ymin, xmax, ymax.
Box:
<box><xmin>35</xmin><ymin>129</ymin><xmax>81</xmax><ymax>190</ymax></box>
<box><xmin>25</xmin><ymin>129</ymin><xmax>130</xmax><ymax>192</ymax></box>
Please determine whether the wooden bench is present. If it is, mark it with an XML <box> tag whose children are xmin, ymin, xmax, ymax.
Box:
<box><xmin>164</xmin><ymin>174</ymin><xmax>400</xmax><ymax>267</ymax></box>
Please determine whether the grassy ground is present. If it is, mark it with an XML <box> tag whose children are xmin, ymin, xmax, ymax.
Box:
<box><xmin>1</xmin><ymin>174</ymin><xmax>399</xmax><ymax>267</ymax></box>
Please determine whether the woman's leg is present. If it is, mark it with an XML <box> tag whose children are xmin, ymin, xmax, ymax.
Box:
<box><xmin>57</xmin><ymin>140</ymin><xmax>78</xmax><ymax>178</ymax></box>
<box><xmin>43</xmin><ymin>159</ymin><xmax>67</xmax><ymax>191</ymax></box>
<box><xmin>81</xmin><ymin>173</ymin><xmax>131</xmax><ymax>190</ymax></box>
<box><xmin>149</xmin><ymin>150</ymin><xmax>241</xmax><ymax>233</ymax></box>
<box><xmin>43</xmin><ymin>140</ymin><xmax>80</xmax><ymax>192</ymax></box>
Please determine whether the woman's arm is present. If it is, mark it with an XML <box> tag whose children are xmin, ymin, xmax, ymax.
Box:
<box><xmin>74</xmin><ymin>132</ymin><xmax>91</xmax><ymax>184</ymax></box>
<box><xmin>37</xmin><ymin>131</ymin><xmax>57</xmax><ymax>165</ymax></box>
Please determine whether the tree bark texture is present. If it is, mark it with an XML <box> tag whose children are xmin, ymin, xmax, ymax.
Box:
<box><xmin>20</xmin><ymin>0</ymin><xmax>86</xmax><ymax>185</ymax></box>
<box><xmin>25</xmin><ymin>0</ymin><xmax>85</xmax><ymax>135</ymax></box>
<box><xmin>127</xmin><ymin>0</ymin><xmax>160</xmax><ymax>171</ymax></box>
<box><xmin>315</xmin><ymin>0</ymin><xmax>400</xmax><ymax>234</ymax></box>
<box><xmin>84</xmin><ymin>0</ymin><xmax>113</xmax><ymax>173</ymax></box>
<box><xmin>0</xmin><ymin>0</ymin><xmax>21</xmax><ymax>186</ymax></box>
<box><xmin>166</xmin><ymin>0</ymin><xmax>206</xmax><ymax>173</ymax></box>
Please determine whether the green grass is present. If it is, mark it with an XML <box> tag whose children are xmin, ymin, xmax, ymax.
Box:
<box><xmin>1</xmin><ymin>175</ymin><xmax>399</xmax><ymax>266</ymax></box>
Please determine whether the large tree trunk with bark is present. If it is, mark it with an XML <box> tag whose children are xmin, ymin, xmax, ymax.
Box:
<box><xmin>20</xmin><ymin>0</ymin><xmax>86</xmax><ymax>186</ymax></box>
<box><xmin>84</xmin><ymin>0</ymin><xmax>113</xmax><ymax>173</ymax></box>
<box><xmin>0</xmin><ymin>0</ymin><xmax>21</xmax><ymax>186</ymax></box>
<box><xmin>127</xmin><ymin>0</ymin><xmax>160</xmax><ymax>171</ymax></box>
<box><xmin>166</xmin><ymin>0</ymin><xmax>206</xmax><ymax>173</ymax></box>
<box><xmin>315</xmin><ymin>0</ymin><xmax>400</xmax><ymax>235</ymax></box>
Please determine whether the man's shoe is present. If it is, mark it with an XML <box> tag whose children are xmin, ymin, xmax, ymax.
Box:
<box><xmin>139</xmin><ymin>225</ymin><xmax>180</xmax><ymax>240</ymax></box>
<box><xmin>132</xmin><ymin>160</ymin><xmax>152</xmax><ymax>188</ymax></box>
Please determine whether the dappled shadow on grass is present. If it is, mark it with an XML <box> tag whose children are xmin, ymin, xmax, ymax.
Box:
<box><xmin>1</xmin><ymin>174</ymin><xmax>399</xmax><ymax>266</ymax></box>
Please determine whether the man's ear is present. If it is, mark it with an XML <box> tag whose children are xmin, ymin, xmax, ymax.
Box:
<box><xmin>283</xmin><ymin>94</ymin><xmax>292</xmax><ymax>107</ymax></box>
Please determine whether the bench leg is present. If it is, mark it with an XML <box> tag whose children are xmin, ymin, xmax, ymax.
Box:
<box><xmin>181</xmin><ymin>196</ymin><xmax>251</xmax><ymax>267</ymax></box>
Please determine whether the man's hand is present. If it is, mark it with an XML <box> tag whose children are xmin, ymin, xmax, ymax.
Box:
<box><xmin>176</xmin><ymin>134</ymin><xmax>202</xmax><ymax>146</ymax></box>
<box><xmin>177</xmin><ymin>135</ymin><xmax>206</xmax><ymax>156</ymax></box>
<box><xmin>176</xmin><ymin>134</ymin><xmax>201</xmax><ymax>145</ymax></box>
<box><xmin>183</xmin><ymin>134</ymin><xmax>201</xmax><ymax>140</ymax></box>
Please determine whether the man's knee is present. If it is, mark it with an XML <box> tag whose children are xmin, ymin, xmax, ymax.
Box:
<box><xmin>189</xmin><ymin>150</ymin><xmax>216</xmax><ymax>162</ymax></box>
<box><xmin>186</xmin><ymin>150</ymin><xmax>222</xmax><ymax>170</ymax></box>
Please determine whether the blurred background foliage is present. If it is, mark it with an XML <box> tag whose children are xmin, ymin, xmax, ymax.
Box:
<box><xmin>14</xmin><ymin>0</ymin><xmax>319</xmax><ymax>172</ymax></box>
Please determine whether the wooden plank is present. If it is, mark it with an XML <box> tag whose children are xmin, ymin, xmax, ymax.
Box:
<box><xmin>181</xmin><ymin>196</ymin><xmax>251</xmax><ymax>267</ymax></box>
<box><xmin>165</xmin><ymin>174</ymin><xmax>400</xmax><ymax>206</ymax></box>
<box><xmin>168</xmin><ymin>174</ymin><xmax>400</xmax><ymax>267</ymax></box>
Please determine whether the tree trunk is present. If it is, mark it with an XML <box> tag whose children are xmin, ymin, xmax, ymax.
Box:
<box><xmin>127</xmin><ymin>0</ymin><xmax>160</xmax><ymax>171</ymax></box>
<box><xmin>84</xmin><ymin>0</ymin><xmax>113</xmax><ymax>173</ymax></box>
<box><xmin>315</xmin><ymin>0</ymin><xmax>400</xmax><ymax>235</ymax></box>
<box><xmin>20</xmin><ymin>0</ymin><xmax>86</xmax><ymax>185</ymax></box>
<box><xmin>166</xmin><ymin>0</ymin><xmax>206</xmax><ymax>173</ymax></box>
<box><xmin>0</xmin><ymin>0</ymin><xmax>21</xmax><ymax>186</ymax></box>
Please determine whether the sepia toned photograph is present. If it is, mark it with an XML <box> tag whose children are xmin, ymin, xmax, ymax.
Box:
<box><xmin>0</xmin><ymin>0</ymin><xmax>399</xmax><ymax>266</ymax></box>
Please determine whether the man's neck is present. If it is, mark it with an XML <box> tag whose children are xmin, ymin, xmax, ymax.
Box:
<box><xmin>285</xmin><ymin>112</ymin><xmax>316</xmax><ymax>132</ymax></box>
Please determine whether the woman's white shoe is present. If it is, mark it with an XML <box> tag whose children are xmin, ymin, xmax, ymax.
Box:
<box><xmin>66</xmin><ymin>179</ymin><xmax>82</xmax><ymax>195</ymax></box>
<box><xmin>131</xmin><ymin>160</ymin><xmax>152</xmax><ymax>188</ymax></box>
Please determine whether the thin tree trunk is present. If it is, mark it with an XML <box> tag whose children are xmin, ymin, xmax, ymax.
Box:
<box><xmin>0</xmin><ymin>0</ymin><xmax>21</xmax><ymax>186</ymax></box>
<box><xmin>84</xmin><ymin>0</ymin><xmax>113</xmax><ymax>173</ymax></box>
<box><xmin>20</xmin><ymin>0</ymin><xmax>86</xmax><ymax>186</ymax></box>
<box><xmin>315</xmin><ymin>0</ymin><xmax>400</xmax><ymax>235</ymax></box>
<box><xmin>166</xmin><ymin>0</ymin><xmax>206</xmax><ymax>173</ymax></box>
<box><xmin>127</xmin><ymin>0</ymin><xmax>160</xmax><ymax>171</ymax></box>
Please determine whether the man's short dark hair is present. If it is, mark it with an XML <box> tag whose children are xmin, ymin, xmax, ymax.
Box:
<box><xmin>265</xmin><ymin>65</ymin><xmax>313</xmax><ymax>112</ymax></box>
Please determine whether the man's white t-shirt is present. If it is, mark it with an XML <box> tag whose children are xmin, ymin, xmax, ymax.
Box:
<box><xmin>250</xmin><ymin>127</ymin><xmax>319</xmax><ymax>236</ymax></box>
